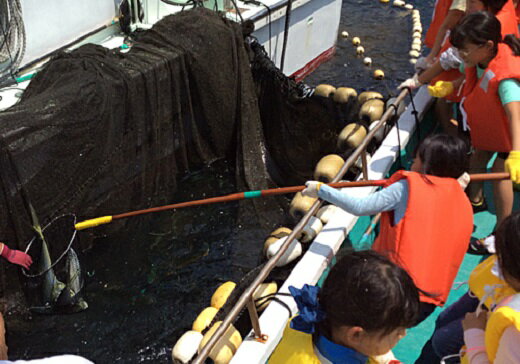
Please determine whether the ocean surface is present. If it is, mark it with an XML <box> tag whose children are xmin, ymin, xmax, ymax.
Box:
<box><xmin>6</xmin><ymin>1</ymin><xmax>434</xmax><ymax>362</ymax></box>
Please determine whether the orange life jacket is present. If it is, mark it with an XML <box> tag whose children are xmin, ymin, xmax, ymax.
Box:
<box><xmin>372</xmin><ymin>171</ymin><xmax>473</xmax><ymax>306</ymax></box>
<box><xmin>430</xmin><ymin>41</ymin><xmax>464</xmax><ymax>102</ymax></box>
<box><xmin>425</xmin><ymin>0</ymin><xmax>453</xmax><ymax>49</ymax></box>
<box><xmin>460</xmin><ymin>43</ymin><xmax>520</xmax><ymax>152</ymax></box>
<box><xmin>497</xmin><ymin>0</ymin><xmax>520</xmax><ymax>37</ymax></box>
<box><xmin>516</xmin><ymin>1</ymin><xmax>520</xmax><ymax>24</ymax></box>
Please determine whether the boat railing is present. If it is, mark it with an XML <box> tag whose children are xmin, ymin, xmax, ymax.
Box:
<box><xmin>192</xmin><ymin>87</ymin><xmax>412</xmax><ymax>364</ymax></box>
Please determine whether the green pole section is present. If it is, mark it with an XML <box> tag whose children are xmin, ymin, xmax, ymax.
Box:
<box><xmin>243</xmin><ymin>190</ymin><xmax>262</xmax><ymax>199</ymax></box>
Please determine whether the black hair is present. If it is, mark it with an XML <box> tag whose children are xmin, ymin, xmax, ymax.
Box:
<box><xmin>318</xmin><ymin>250</ymin><xmax>420</xmax><ymax>337</ymax></box>
<box><xmin>450</xmin><ymin>11</ymin><xmax>520</xmax><ymax>56</ymax></box>
<box><xmin>414</xmin><ymin>133</ymin><xmax>469</xmax><ymax>178</ymax></box>
<box><xmin>494</xmin><ymin>212</ymin><xmax>520</xmax><ymax>283</ymax></box>
<box><xmin>481</xmin><ymin>0</ymin><xmax>507</xmax><ymax>14</ymax></box>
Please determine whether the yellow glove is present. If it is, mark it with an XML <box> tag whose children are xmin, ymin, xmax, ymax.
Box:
<box><xmin>505</xmin><ymin>151</ymin><xmax>520</xmax><ymax>184</ymax></box>
<box><xmin>428</xmin><ymin>81</ymin><xmax>454</xmax><ymax>98</ymax></box>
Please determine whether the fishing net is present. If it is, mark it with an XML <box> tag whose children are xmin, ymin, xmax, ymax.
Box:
<box><xmin>0</xmin><ymin>0</ymin><xmax>25</xmax><ymax>86</ymax></box>
<box><xmin>0</xmin><ymin>8</ymin><xmax>356</xmax><ymax>311</ymax></box>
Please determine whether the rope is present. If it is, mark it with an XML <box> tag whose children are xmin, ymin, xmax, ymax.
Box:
<box><xmin>0</xmin><ymin>0</ymin><xmax>26</xmax><ymax>86</ymax></box>
<box><xmin>406</xmin><ymin>86</ymin><xmax>422</xmax><ymax>142</ymax></box>
<box><xmin>280</xmin><ymin>0</ymin><xmax>293</xmax><ymax>72</ymax></box>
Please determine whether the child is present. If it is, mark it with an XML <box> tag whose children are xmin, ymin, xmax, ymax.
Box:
<box><xmin>269</xmin><ymin>250</ymin><xmax>420</xmax><ymax>364</ymax></box>
<box><xmin>303</xmin><ymin>134</ymin><xmax>473</xmax><ymax>323</ymax></box>
<box><xmin>461</xmin><ymin>211</ymin><xmax>520</xmax><ymax>363</ymax></box>
<box><xmin>0</xmin><ymin>242</ymin><xmax>32</xmax><ymax>269</ymax></box>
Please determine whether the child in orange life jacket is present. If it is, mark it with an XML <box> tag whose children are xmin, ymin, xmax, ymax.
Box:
<box><xmin>449</xmin><ymin>11</ymin><xmax>520</xmax><ymax>254</ymax></box>
<box><xmin>303</xmin><ymin>134</ymin><xmax>473</xmax><ymax>324</ymax></box>
<box><xmin>269</xmin><ymin>250</ymin><xmax>420</xmax><ymax>364</ymax></box>
<box><xmin>460</xmin><ymin>211</ymin><xmax>520</xmax><ymax>363</ymax></box>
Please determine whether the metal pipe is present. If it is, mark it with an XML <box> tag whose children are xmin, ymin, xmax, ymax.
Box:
<box><xmin>192</xmin><ymin>88</ymin><xmax>410</xmax><ymax>364</ymax></box>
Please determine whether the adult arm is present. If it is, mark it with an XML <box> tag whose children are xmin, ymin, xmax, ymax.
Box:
<box><xmin>426</xmin><ymin>9</ymin><xmax>465</xmax><ymax>63</ymax></box>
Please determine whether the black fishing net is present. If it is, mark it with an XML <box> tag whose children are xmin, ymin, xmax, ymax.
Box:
<box><xmin>0</xmin><ymin>8</ymin><xmax>356</xmax><ymax>313</ymax></box>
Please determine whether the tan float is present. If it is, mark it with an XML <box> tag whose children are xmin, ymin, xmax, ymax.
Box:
<box><xmin>317</xmin><ymin>204</ymin><xmax>339</xmax><ymax>224</ymax></box>
<box><xmin>199</xmin><ymin>321</ymin><xmax>242</xmax><ymax>364</ymax></box>
<box><xmin>368</xmin><ymin>119</ymin><xmax>386</xmax><ymax>142</ymax></box>
<box><xmin>363</xmin><ymin>57</ymin><xmax>372</xmax><ymax>66</ymax></box>
<box><xmin>373</xmin><ymin>69</ymin><xmax>385</xmax><ymax>80</ymax></box>
<box><xmin>341</xmin><ymin>30</ymin><xmax>349</xmax><ymax>38</ymax></box>
<box><xmin>253</xmin><ymin>282</ymin><xmax>278</xmax><ymax>311</ymax></box>
<box><xmin>411</xmin><ymin>44</ymin><xmax>421</xmax><ymax>52</ymax></box>
<box><xmin>409</xmin><ymin>50</ymin><xmax>420</xmax><ymax>58</ymax></box>
<box><xmin>314</xmin><ymin>84</ymin><xmax>336</xmax><ymax>97</ymax></box>
<box><xmin>265</xmin><ymin>236</ymin><xmax>303</xmax><ymax>267</ymax></box>
<box><xmin>211</xmin><ymin>282</ymin><xmax>236</xmax><ymax>309</ymax></box>
<box><xmin>192</xmin><ymin>307</ymin><xmax>219</xmax><ymax>332</ymax></box>
<box><xmin>358</xmin><ymin>91</ymin><xmax>383</xmax><ymax>104</ymax></box>
<box><xmin>314</xmin><ymin>154</ymin><xmax>345</xmax><ymax>183</ymax></box>
<box><xmin>356</xmin><ymin>46</ymin><xmax>365</xmax><ymax>55</ymax></box>
<box><xmin>352</xmin><ymin>37</ymin><xmax>361</xmax><ymax>46</ymax></box>
<box><xmin>289</xmin><ymin>192</ymin><xmax>318</xmax><ymax>219</ymax></box>
<box><xmin>264</xmin><ymin>227</ymin><xmax>293</xmax><ymax>254</ymax></box>
<box><xmin>300</xmin><ymin>216</ymin><xmax>324</xmax><ymax>243</ymax></box>
<box><xmin>337</xmin><ymin>123</ymin><xmax>367</xmax><ymax>151</ymax></box>
<box><xmin>172</xmin><ymin>330</ymin><xmax>204</xmax><ymax>363</ymax></box>
<box><xmin>359</xmin><ymin>99</ymin><xmax>385</xmax><ymax>123</ymax></box>
<box><xmin>333</xmin><ymin>87</ymin><xmax>357</xmax><ymax>103</ymax></box>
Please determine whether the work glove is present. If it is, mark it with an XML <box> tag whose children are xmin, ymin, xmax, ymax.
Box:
<box><xmin>439</xmin><ymin>47</ymin><xmax>462</xmax><ymax>70</ymax></box>
<box><xmin>428</xmin><ymin>81</ymin><xmax>454</xmax><ymax>98</ymax></box>
<box><xmin>1</xmin><ymin>243</ymin><xmax>32</xmax><ymax>269</ymax></box>
<box><xmin>414</xmin><ymin>56</ymin><xmax>431</xmax><ymax>73</ymax></box>
<box><xmin>398</xmin><ymin>74</ymin><xmax>422</xmax><ymax>90</ymax></box>
<box><xmin>505</xmin><ymin>151</ymin><xmax>520</xmax><ymax>184</ymax></box>
<box><xmin>302</xmin><ymin>181</ymin><xmax>323</xmax><ymax>198</ymax></box>
<box><xmin>457</xmin><ymin>172</ymin><xmax>470</xmax><ymax>190</ymax></box>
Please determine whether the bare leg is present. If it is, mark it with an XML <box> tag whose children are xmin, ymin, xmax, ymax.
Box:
<box><xmin>467</xmin><ymin>149</ymin><xmax>491</xmax><ymax>204</ymax></box>
<box><xmin>492</xmin><ymin>157</ymin><xmax>513</xmax><ymax>226</ymax></box>
<box><xmin>0</xmin><ymin>312</ymin><xmax>7</xmax><ymax>360</ymax></box>
<box><xmin>435</xmin><ymin>99</ymin><xmax>458</xmax><ymax>136</ymax></box>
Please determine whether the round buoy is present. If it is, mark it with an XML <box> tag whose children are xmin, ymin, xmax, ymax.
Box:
<box><xmin>264</xmin><ymin>227</ymin><xmax>293</xmax><ymax>254</ymax></box>
<box><xmin>337</xmin><ymin>123</ymin><xmax>367</xmax><ymax>151</ymax></box>
<box><xmin>263</xmin><ymin>236</ymin><xmax>279</xmax><ymax>255</ymax></box>
<box><xmin>352</xmin><ymin>37</ymin><xmax>361</xmax><ymax>46</ymax></box>
<box><xmin>409</xmin><ymin>58</ymin><xmax>418</xmax><ymax>65</ymax></box>
<box><xmin>373</xmin><ymin>69</ymin><xmax>385</xmax><ymax>80</ymax></box>
<box><xmin>368</xmin><ymin>121</ymin><xmax>386</xmax><ymax>142</ymax></box>
<box><xmin>363</xmin><ymin>57</ymin><xmax>372</xmax><ymax>66</ymax></box>
<box><xmin>359</xmin><ymin>99</ymin><xmax>385</xmax><ymax>123</ymax></box>
<box><xmin>289</xmin><ymin>192</ymin><xmax>318</xmax><ymax>219</ymax></box>
<box><xmin>314</xmin><ymin>154</ymin><xmax>345</xmax><ymax>182</ymax></box>
<box><xmin>412</xmin><ymin>32</ymin><xmax>422</xmax><ymax>39</ymax></box>
<box><xmin>358</xmin><ymin>91</ymin><xmax>383</xmax><ymax>104</ymax></box>
<box><xmin>380</xmin><ymin>0</ymin><xmax>390</xmax><ymax>3</ymax></box>
<box><xmin>412</xmin><ymin>38</ymin><xmax>421</xmax><ymax>46</ymax></box>
<box><xmin>211</xmin><ymin>282</ymin><xmax>236</xmax><ymax>309</ymax></box>
<box><xmin>333</xmin><ymin>87</ymin><xmax>357</xmax><ymax>103</ymax></box>
<box><xmin>316</xmin><ymin>205</ymin><xmax>338</xmax><ymax>224</ymax></box>
<box><xmin>265</xmin><ymin>236</ymin><xmax>303</xmax><ymax>267</ymax></box>
<box><xmin>341</xmin><ymin>30</ymin><xmax>349</xmax><ymax>38</ymax></box>
<box><xmin>314</xmin><ymin>84</ymin><xmax>336</xmax><ymax>98</ymax></box>
<box><xmin>253</xmin><ymin>282</ymin><xmax>278</xmax><ymax>311</ymax></box>
<box><xmin>405</xmin><ymin>3</ymin><xmax>413</xmax><ymax>9</ymax></box>
<box><xmin>199</xmin><ymin>322</ymin><xmax>242</xmax><ymax>364</ymax></box>
<box><xmin>172</xmin><ymin>330</ymin><xmax>204</xmax><ymax>364</ymax></box>
<box><xmin>192</xmin><ymin>307</ymin><xmax>219</xmax><ymax>332</ymax></box>
<box><xmin>413</xmin><ymin>24</ymin><xmax>423</xmax><ymax>33</ymax></box>
<box><xmin>393</xmin><ymin>0</ymin><xmax>405</xmax><ymax>6</ymax></box>
<box><xmin>409</xmin><ymin>50</ymin><xmax>420</xmax><ymax>58</ymax></box>
<box><xmin>356</xmin><ymin>46</ymin><xmax>365</xmax><ymax>55</ymax></box>
<box><xmin>300</xmin><ymin>216</ymin><xmax>324</xmax><ymax>243</ymax></box>
<box><xmin>411</xmin><ymin>43</ymin><xmax>421</xmax><ymax>51</ymax></box>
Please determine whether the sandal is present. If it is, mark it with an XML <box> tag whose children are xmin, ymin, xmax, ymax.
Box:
<box><xmin>470</xmin><ymin>197</ymin><xmax>487</xmax><ymax>214</ymax></box>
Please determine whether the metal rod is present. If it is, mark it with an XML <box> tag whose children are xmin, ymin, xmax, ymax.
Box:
<box><xmin>361</xmin><ymin>151</ymin><xmax>368</xmax><ymax>180</ymax></box>
<box><xmin>247</xmin><ymin>298</ymin><xmax>263</xmax><ymax>339</ymax></box>
<box><xmin>192</xmin><ymin>88</ymin><xmax>412</xmax><ymax>364</ymax></box>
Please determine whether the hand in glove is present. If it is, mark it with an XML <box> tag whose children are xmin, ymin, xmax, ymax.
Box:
<box><xmin>1</xmin><ymin>243</ymin><xmax>32</xmax><ymax>269</ymax></box>
<box><xmin>302</xmin><ymin>181</ymin><xmax>323</xmax><ymax>198</ymax></box>
<box><xmin>414</xmin><ymin>56</ymin><xmax>432</xmax><ymax>72</ymax></box>
<box><xmin>398</xmin><ymin>74</ymin><xmax>422</xmax><ymax>90</ymax></box>
<box><xmin>457</xmin><ymin>172</ymin><xmax>470</xmax><ymax>190</ymax></box>
<box><xmin>428</xmin><ymin>81</ymin><xmax>454</xmax><ymax>98</ymax></box>
<box><xmin>505</xmin><ymin>151</ymin><xmax>520</xmax><ymax>184</ymax></box>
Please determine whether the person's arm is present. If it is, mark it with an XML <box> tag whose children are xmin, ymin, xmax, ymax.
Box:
<box><xmin>316</xmin><ymin>180</ymin><xmax>407</xmax><ymax>216</ymax></box>
<box><xmin>500</xmin><ymin>79</ymin><xmax>520</xmax><ymax>182</ymax></box>
<box><xmin>418</xmin><ymin>60</ymin><xmax>444</xmax><ymax>84</ymax></box>
<box><xmin>0</xmin><ymin>243</ymin><xmax>32</xmax><ymax>269</ymax></box>
<box><xmin>504</xmin><ymin>101</ymin><xmax>520</xmax><ymax>150</ymax></box>
<box><xmin>494</xmin><ymin>326</ymin><xmax>520</xmax><ymax>363</ymax></box>
<box><xmin>426</xmin><ymin>9</ymin><xmax>465</xmax><ymax>63</ymax></box>
<box><xmin>463</xmin><ymin>311</ymin><xmax>489</xmax><ymax>364</ymax></box>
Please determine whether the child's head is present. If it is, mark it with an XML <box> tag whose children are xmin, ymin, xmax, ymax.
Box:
<box><xmin>318</xmin><ymin>250</ymin><xmax>420</xmax><ymax>356</ymax></box>
<box><xmin>411</xmin><ymin>134</ymin><xmax>469</xmax><ymax>178</ymax></box>
<box><xmin>495</xmin><ymin>212</ymin><xmax>520</xmax><ymax>291</ymax></box>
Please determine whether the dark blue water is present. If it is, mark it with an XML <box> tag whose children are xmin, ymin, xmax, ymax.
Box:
<box><xmin>6</xmin><ymin>1</ymin><xmax>434</xmax><ymax>363</ymax></box>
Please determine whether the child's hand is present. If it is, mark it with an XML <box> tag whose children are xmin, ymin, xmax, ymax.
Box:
<box><xmin>302</xmin><ymin>181</ymin><xmax>323</xmax><ymax>198</ymax></box>
<box><xmin>462</xmin><ymin>310</ymin><xmax>488</xmax><ymax>331</ymax></box>
<box><xmin>1</xmin><ymin>244</ymin><xmax>33</xmax><ymax>269</ymax></box>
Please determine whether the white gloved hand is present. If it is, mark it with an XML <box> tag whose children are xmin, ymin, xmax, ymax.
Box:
<box><xmin>414</xmin><ymin>56</ymin><xmax>431</xmax><ymax>72</ymax></box>
<box><xmin>302</xmin><ymin>181</ymin><xmax>323</xmax><ymax>198</ymax></box>
<box><xmin>457</xmin><ymin>172</ymin><xmax>470</xmax><ymax>190</ymax></box>
<box><xmin>398</xmin><ymin>74</ymin><xmax>422</xmax><ymax>90</ymax></box>
<box><xmin>439</xmin><ymin>47</ymin><xmax>462</xmax><ymax>71</ymax></box>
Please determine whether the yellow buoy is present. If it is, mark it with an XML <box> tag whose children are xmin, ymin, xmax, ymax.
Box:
<box><xmin>289</xmin><ymin>192</ymin><xmax>318</xmax><ymax>219</ymax></box>
<box><xmin>337</xmin><ymin>123</ymin><xmax>367</xmax><ymax>151</ymax></box>
<box><xmin>409</xmin><ymin>50</ymin><xmax>420</xmax><ymax>58</ymax></box>
<box><xmin>253</xmin><ymin>282</ymin><xmax>278</xmax><ymax>311</ymax></box>
<box><xmin>380</xmin><ymin>0</ymin><xmax>390</xmax><ymax>3</ymax></box>
<box><xmin>358</xmin><ymin>91</ymin><xmax>383</xmax><ymax>104</ymax></box>
<box><xmin>314</xmin><ymin>84</ymin><xmax>336</xmax><ymax>98</ymax></box>
<box><xmin>172</xmin><ymin>330</ymin><xmax>204</xmax><ymax>363</ymax></box>
<box><xmin>356</xmin><ymin>46</ymin><xmax>365</xmax><ymax>55</ymax></box>
<box><xmin>199</xmin><ymin>321</ymin><xmax>242</xmax><ymax>364</ymax></box>
<box><xmin>314</xmin><ymin>154</ymin><xmax>345</xmax><ymax>182</ymax></box>
<box><xmin>192</xmin><ymin>307</ymin><xmax>219</xmax><ymax>332</ymax></box>
<box><xmin>341</xmin><ymin>30</ymin><xmax>349</xmax><ymax>38</ymax></box>
<box><xmin>211</xmin><ymin>282</ymin><xmax>236</xmax><ymax>309</ymax></box>
<box><xmin>352</xmin><ymin>37</ymin><xmax>361</xmax><ymax>46</ymax></box>
<box><xmin>373</xmin><ymin>69</ymin><xmax>385</xmax><ymax>80</ymax></box>
<box><xmin>363</xmin><ymin>57</ymin><xmax>372</xmax><ymax>66</ymax></box>
<box><xmin>333</xmin><ymin>87</ymin><xmax>357</xmax><ymax>103</ymax></box>
<box><xmin>359</xmin><ymin>99</ymin><xmax>385</xmax><ymax>123</ymax></box>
